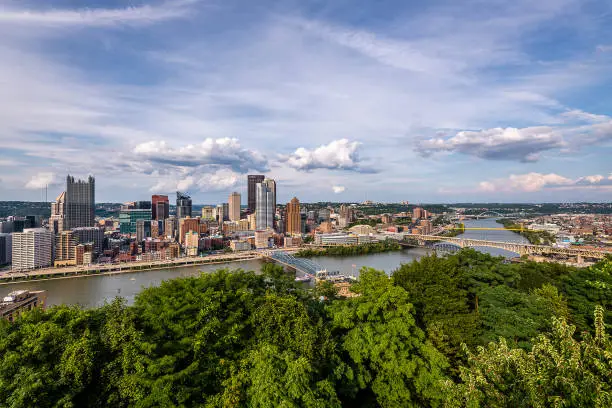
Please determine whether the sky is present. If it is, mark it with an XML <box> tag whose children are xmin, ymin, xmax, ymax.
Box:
<box><xmin>0</xmin><ymin>0</ymin><xmax>611</xmax><ymax>204</ymax></box>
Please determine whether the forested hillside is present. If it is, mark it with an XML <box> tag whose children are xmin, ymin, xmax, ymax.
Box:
<box><xmin>0</xmin><ymin>251</ymin><xmax>610</xmax><ymax>407</ymax></box>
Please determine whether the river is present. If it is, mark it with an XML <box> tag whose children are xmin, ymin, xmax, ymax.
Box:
<box><xmin>1</xmin><ymin>218</ymin><xmax>525</xmax><ymax>308</ymax></box>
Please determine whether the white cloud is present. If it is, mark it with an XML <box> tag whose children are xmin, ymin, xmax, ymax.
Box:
<box><xmin>150</xmin><ymin>169</ymin><xmax>239</xmax><ymax>193</ymax></box>
<box><xmin>133</xmin><ymin>138</ymin><xmax>268</xmax><ymax>173</ymax></box>
<box><xmin>478</xmin><ymin>172</ymin><xmax>612</xmax><ymax>193</ymax></box>
<box><xmin>561</xmin><ymin>110</ymin><xmax>610</xmax><ymax>123</ymax></box>
<box><xmin>284</xmin><ymin>139</ymin><xmax>374</xmax><ymax>172</ymax></box>
<box><xmin>416</xmin><ymin>127</ymin><xmax>564</xmax><ymax>162</ymax></box>
<box><xmin>24</xmin><ymin>172</ymin><xmax>58</xmax><ymax>189</ymax></box>
<box><xmin>0</xmin><ymin>1</ymin><xmax>196</xmax><ymax>27</ymax></box>
<box><xmin>332</xmin><ymin>185</ymin><xmax>346</xmax><ymax>193</ymax></box>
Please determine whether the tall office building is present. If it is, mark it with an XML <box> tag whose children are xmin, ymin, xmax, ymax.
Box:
<box><xmin>179</xmin><ymin>217</ymin><xmax>200</xmax><ymax>245</ymax></box>
<box><xmin>11</xmin><ymin>228</ymin><xmax>53</xmax><ymax>271</ymax></box>
<box><xmin>152</xmin><ymin>195</ymin><xmax>170</xmax><ymax>221</ymax></box>
<box><xmin>228</xmin><ymin>192</ymin><xmax>241</xmax><ymax>221</ymax></box>
<box><xmin>65</xmin><ymin>175</ymin><xmax>95</xmax><ymax>229</ymax></box>
<box><xmin>264</xmin><ymin>178</ymin><xmax>276</xmax><ymax>217</ymax></box>
<box><xmin>119</xmin><ymin>209</ymin><xmax>151</xmax><ymax>235</ymax></box>
<box><xmin>54</xmin><ymin>231</ymin><xmax>76</xmax><ymax>266</ymax></box>
<box><xmin>286</xmin><ymin>197</ymin><xmax>301</xmax><ymax>235</ymax></box>
<box><xmin>247</xmin><ymin>175</ymin><xmax>265</xmax><ymax>214</ymax></box>
<box><xmin>49</xmin><ymin>191</ymin><xmax>65</xmax><ymax>234</ymax></box>
<box><xmin>165</xmin><ymin>217</ymin><xmax>177</xmax><ymax>240</ymax></box>
<box><xmin>201</xmin><ymin>206</ymin><xmax>214</xmax><ymax>220</ymax></box>
<box><xmin>176</xmin><ymin>192</ymin><xmax>192</xmax><ymax>219</ymax></box>
<box><xmin>255</xmin><ymin>179</ymin><xmax>275</xmax><ymax>230</ymax></box>
<box><xmin>72</xmin><ymin>227</ymin><xmax>105</xmax><ymax>255</ymax></box>
<box><xmin>0</xmin><ymin>233</ymin><xmax>12</xmax><ymax>265</ymax></box>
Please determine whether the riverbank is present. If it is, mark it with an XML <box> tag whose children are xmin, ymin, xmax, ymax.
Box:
<box><xmin>295</xmin><ymin>240</ymin><xmax>401</xmax><ymax>257</ymax></box>
<box><xmin>496</xmin><ymin>219</ymin><xmax>555</xmax><ymax>245</ymax></box>
<box><xmin>0</xmin><ymin>253</ymin><xmax>261</xmax><ymax>285</ymax></box>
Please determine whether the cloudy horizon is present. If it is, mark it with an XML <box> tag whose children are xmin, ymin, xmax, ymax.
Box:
<box><xmin>1</xmin><ymin>0</ymin><xmax>611</xmax><ymax>204</ymax></box>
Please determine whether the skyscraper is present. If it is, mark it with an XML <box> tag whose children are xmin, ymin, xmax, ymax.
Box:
<box><xmin>176</xmin><ymin>192</ymin><xmax>192</xmax><ymax>219</ymax></box>
<box><xmin>247</xmin><ymin>175</ymin><xmax>265</xmax><ymax>214</ymax></box>
<box><xmin>64</xmin><ymin>175</ymin><xmax>95</xmax><ymax>229</ymax></box>
<box><xmin>152</xmin><ymin>195</ymin><xmax>170</xmax><ymax>221</ymax></box>
<box><xmin>229</xmin><ymin>192</ymin><xmax>241</xmax><ymax>221</ymax></box>
<box><xmin>11</xmin><ymin>228</ymin><xmax>53</xmax><ymax>271</ymax></box>
<box><xmin>255</xmin><ymin>179</ymin><xmax>275</xmax><ymax>230</ymax></box>
<box><xmin>49</xmin><ymin>191</ymin><xmax>65</xmax><ymax>234</ymax></box>
<box><xmin>286</xmin><ymin>197</ymin><xmax>301</xmax><ymax>235</ymax></box>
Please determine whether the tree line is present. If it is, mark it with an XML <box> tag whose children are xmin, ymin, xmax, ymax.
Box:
<box><xmin>0</xmin><ymin>250</ymin><xmax>610</xmax><ymax>407</ymax></box>
<box><xmin>295</xmin><ymin>240</ymin><xmax>401</xmax><ymax>257</ymax></box>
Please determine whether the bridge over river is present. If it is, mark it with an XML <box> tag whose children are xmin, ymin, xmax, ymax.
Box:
<box><xmin>382</xmin><ymin>233</ymin><xmax>608</xmax><ymax>260</ymax></box>
<box><xmin>264</xmin><ymin>251</ymin><xmax>326</xmax><ymax>276</ymax></box>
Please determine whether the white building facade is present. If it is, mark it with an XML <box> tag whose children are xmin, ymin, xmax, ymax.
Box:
<box><xmin>12</xmin><ymin>228</ymin><xmax>53</xmax><ymax>271</ymax></box>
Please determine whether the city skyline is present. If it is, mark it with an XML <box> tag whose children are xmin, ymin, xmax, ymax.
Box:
<box><xmin>1</xmin><ymin>0</ymin><xmax>611</xmax><ymax>203</ymax></box>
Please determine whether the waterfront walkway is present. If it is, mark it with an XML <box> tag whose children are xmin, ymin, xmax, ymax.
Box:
<box><xmin>0</xmin><ymin>252</ymin><xmax>263</xmax><ymax>284</ymax></box>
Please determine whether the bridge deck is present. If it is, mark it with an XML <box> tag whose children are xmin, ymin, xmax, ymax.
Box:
<box><xmin>389</xmin><ymin>233</ymin><xmax>608</xmax><ymax>259</ymax></box>
<box><xmin>267</xmin><ymin>251</ymin><xmax>325</xmax><ymax>275</ymax></box>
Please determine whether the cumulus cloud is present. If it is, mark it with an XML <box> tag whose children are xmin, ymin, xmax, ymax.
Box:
<box><xmin>416</xmin><ymin>127</ymin><xmax>564</xmax><ymax>162</ymax></box>
<box><xmin>478</xmin><ymin>172</ymin><xmax>612</xmax><ymax>193</ymax></box>
<box><xmin>130</xmin><ymin>138</ymin><xmax>266</xmax><ymax>193</ymax></box>
<box><xmin>332</xmin><ymin>185</ymin><xmax>346</xmax><ymax>193</ymax></box>
<box><xmin>24</xmin><ymin>172</ymin><xmax>58</xmax><ymax>189</ymax></box>
<box><xmin>149</xmin><ymin>169</ymin><xmax>239</xmax><ymax>193</ymax></box>
<box><xmin>133</xmin><ymin>138</ymin><xmax>268</xmax><ymax>173</ymax></box>
<box><xmin>283</xmin><ymin>139</ymin><xmax>374</xmax><ymax>172</ymax></box>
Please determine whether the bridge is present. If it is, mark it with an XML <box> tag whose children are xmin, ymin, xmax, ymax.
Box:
<box><xmin>457</xmin><ymin>211</ymin><xmax>523</xmax><ymax>219</ymax></box>
<box><xmin>387</xmin><ymin>234</ymin><xmax>608</xmax><ymax>259</ymax></box>
<box><xmin>264</xmin><ymin>251</ymin><xmax>326</xmax><ymax>276</ymax></box>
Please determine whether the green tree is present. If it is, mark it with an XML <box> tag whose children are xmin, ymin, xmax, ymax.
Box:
<box><xmin>447</xmin><ymin>306</ymin><xmax>612</xmax><ymax>408</ymax></box>
<box><xmin>330</xmin><ymin>268</ymin><xmax>449</xmax><ymax>407</ymax></box>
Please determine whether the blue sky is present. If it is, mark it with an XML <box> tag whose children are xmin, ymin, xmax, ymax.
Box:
<box><xmin>0</xmin><ymin>0</ymin><xmax>611</xmax><ymax>204</ymax></box>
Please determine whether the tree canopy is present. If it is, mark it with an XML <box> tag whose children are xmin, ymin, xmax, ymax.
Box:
<box><xmin>0</xmin><ymin>252</ymin><xmax>610</xmax><ymax>407</ymax></box>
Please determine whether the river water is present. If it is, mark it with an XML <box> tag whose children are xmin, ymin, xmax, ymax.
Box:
<box><xmin>1</xmin><ymin>218</ymin><xmax>525</xmax><ymax>308</ymax></box>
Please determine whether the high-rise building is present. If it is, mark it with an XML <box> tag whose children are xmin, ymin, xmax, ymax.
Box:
<box><xmin>229</xmin><ymin>192</ymin><xmax>241</xmax><ymax>221</ymax></box>
<box><xmin>413</xmin><ymin>207</ymin><xmax>427</xmax><ymax>220</ymax></box>
<box><xmin>49</xmin><ymin>191</ymin><xmax>65</xmax><ymax>234</ymax></box>
<box><xmin>136</xmin><ymin>220</ymin><xmax>151</xmax><ymax>242</ymax></box>
<box><xmin>286</xmin><ymin>197</ymin><xmax>301</xmax><ymax>235</ymax></box>
<box><xmin>176</xmin><ymin>192</ymin><xmax>192</xmax><ymax>219</ymax></box>
<box><xmin>11</xmin><ymin>228</ymin><xmax>53</xmax><ymax>271</ymax></box>
<box><xmin>65</xmin><ymin>175</ymin><xmax>95</xmax><ymax>230</ymax></box>
<box><xmin>247</xmin><ymin>213</ymin><xmax>257</xmax><ymax>231</ymax></box>
<box><xmin>256</xmin><ymin>179</ymin><xmax>275</xmax><ymax>230</ymax></box>
<box><xmin>152</xmin><ymin>195</ymin><xmax>170</xmax><ymax>221</ymax></box>
<box><xmin>247</xmin><ymin>175</ymin><xmax>265</xmax><ymax>214</ymax></box>
<box><xmin>54</xmin><ymin>231</ymin><xmax>76</xmax><ymax>266</ymax></box>
<box><xmin>165</xmin><ymin>217</ymin><xmax>177</xmax><ymax>240</ymax></box>
<box><xmin>338</xmin><ymin>205</ymin><xmax>354</xmax><ymax>228</ymax></box>
<box><xmin>179</xmin><ymin>217</ymin><xmax>200</xmax><ymax>245</ymax></box>
<box><xmin>201</xmin><ymin>206</ymin><xmax>215</xmax><ymax>220</ymax></box>
<box><xmin>184</xmin><ymin>231</ymin><xmax>199</xmax><ymax>256</ymax></box>
<box><xmin>72</xmin><ymin>227</ymin><xmax>105</xmax><ymax>255</ymax></box>
<box><xmin>0</xmin><ymin>233</ymin><xmax>12</xmax><ymax>265</ymax></box>
<box><xmin>264</xmin><ymin>178</ymin><xmax>276</xmax><ymax>218</ymax></box>
<box><xmin>119</xmin><ymin>209</ymin><xmax>151</xmax><ymax>235</ymax></box>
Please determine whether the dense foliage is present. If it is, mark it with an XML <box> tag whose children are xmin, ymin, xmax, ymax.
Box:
<box><xmin>0</xmin><ymin>252</ymin><xmax>610</xmax><ymax>407</ymax></box>
<box><xmin>295</xmin><ymin>240</ymin><xmax>401</xmax><ymax>257</ymax></box>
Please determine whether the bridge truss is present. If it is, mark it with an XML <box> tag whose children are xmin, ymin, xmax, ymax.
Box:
<box><xmin>394</xmin><ymin>234</ymin><xmax>608</xmax><ymax>259</ymax></box>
